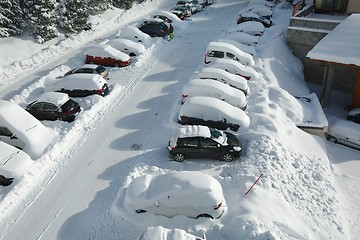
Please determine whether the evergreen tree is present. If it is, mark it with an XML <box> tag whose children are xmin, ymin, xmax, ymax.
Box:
<box><xmin>58</xmin><ymin>0</ymin><xmax>90</xmax><ymax>32</ymax></box>
<box><xmin>23</xmin><ymin>0</ymin><xmax>58</xmax><ymax>43</ymax></box>
<box><xmin>87</xmin><ymin>0</ymin><xmax>110</xmax><ymax>15</ymax></box>
<box><xmin>112</xmin><ymin>0</ymin><xmax>133</xmax><ymax>10</ymax></box>
<box><xmin>0</xmin><ymin>0</ymin><xmax>22</xmax><ymax>37</ymax></box>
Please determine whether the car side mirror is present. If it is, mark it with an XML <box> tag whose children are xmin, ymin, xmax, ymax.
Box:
<box><xmin>10</xmin><ymin>135</ymin><xmax>17</xmax><ymax>139</ymax></box>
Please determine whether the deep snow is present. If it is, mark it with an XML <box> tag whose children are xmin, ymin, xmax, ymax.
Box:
<box><xmin>0</xmin><ymin>0</ymin><xmax>359</xmax><ymax>239</ymax></box>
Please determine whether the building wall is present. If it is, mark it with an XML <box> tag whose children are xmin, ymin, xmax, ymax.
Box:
<box><xmin>348</xmin><ymin>0</ymin><xmax>360</xmax><ymax>13</ymax></box>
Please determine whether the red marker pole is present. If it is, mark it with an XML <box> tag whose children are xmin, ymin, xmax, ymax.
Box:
<box><xmin>245</xmin><ymin>173</ymin><xmax>263</xmax><ymax>195</ymax></box>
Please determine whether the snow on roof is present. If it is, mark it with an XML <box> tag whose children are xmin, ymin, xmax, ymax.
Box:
<box><xmin>226</xmin><ymin>31</ymin><xmax>259</xmax><ymax>46</ymax></box>
<box><xmin>306</xmin><ymin>14</ymin><xmax>360</xmax><ymax>66</ymax></box>
<box><xmin>197</xmin><ymin>67</ymin><xmax>249</xmax><ymax>92</ymax></box>
<box><xmin>0</xmin><ymin>141</ymin><xmax>33</xmax><ymax>179</ymax></box>
<box><xmin>182</xmin><ymin>78</ymin><xmax>247</xmax><ymax>109</ymax></box>
<box><xmin>0</xmin><ymin>100</ymin><xmax>58</xmax><ymax>159</ymax></box>
<box><xmin>118</xmin><ymin>25</ymin><xmax>152</xmax><ymax>45</ymax></box>
<box><xmin>217</xmin><ymin>39</ymin><xmax>256</xmax><ymax>56</ymax></box>
<box><xmin>176</xmin><ymin>125</ymin><xmax>211</xmax><ymax>139</ymax></box>
<box><xmin>139</xmin><ymin>226</ymin><xmax>203</xmax><ymax>240</ymax></box>
<box><xmin>227</xmin><ymin>21</ymin><xmax>265</xmax><ymax>35</ymax></box>
<box><xmin>327</xmin><ymin>116</ymin><xmax>360</xmax><ymax>138</ymax></box>
<box><xmin>34</xmin><ymin>92</ymin><xmax>70</xmax><ymax>107</ymax></box>
<box><xmin>294</xmin><ymin>93</ymin><xmax>328</xmax><ymax>128</ymax></box>
<box><xmin>45</xmin><ymin>74</ymin><xmax>106</xmax><ymax>91</ymax></box>
<box><xmin>151</xmin><ymin>10</ymin><xmax>183</xmax><ymax>24</ymax></box>
<box><xmin>206</xmin><ymin>41</ymin><xmax>255</xmax><ymax>66</ymax></box>
<box><xmin>125</xmin><ymin>171</ymin><xmax>223</xmax><ymax>209</ymax></box>
<box><xmin>179</xmin><ymin>96</ymin><xmax>250</xmax><ymax>127</ymax></box>
<box><xmin>208</xmin><ymin>58</ymin><xmax>261</xmax><ymax>80</ymax></box>
<box><xmin>108</xmin><ymin>38</ymin><xmax>145</xmax><ymax>54</ymax></box>
<box><xmin>85</xmin><ymin>44</ymin><xmax>130</xmax><ymax>61</ymax></box>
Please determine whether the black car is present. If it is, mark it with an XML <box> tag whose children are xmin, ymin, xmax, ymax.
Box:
<box><xmin>26</xmin><ymin>92</ymin><xmax>81</xmax><ymax>122</ymax></box>
<box><xmin>138</xmin><ymin>21</ymin><xmax>169</xmax><ymax>38</ymax></box>
<box><xmin>347</xmin><ymin>108</ymin><xmax>360</xmax><ymax>124</ymax></box>
<box><xmin>63</xmin><ymin>64</ymin><xmax>109</xmax><ymax>80</ymax></box>
<box><xmin>237</xmin><ymin>14</ymin><xmax>273</xmax><ymax>28</ymax></box>
<box><xmin>168</xmin><ymin>125</ymin><xmax>242</xmax><ymax>162</ymax></box>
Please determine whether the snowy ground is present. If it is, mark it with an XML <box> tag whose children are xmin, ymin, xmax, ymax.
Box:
<box><xmin>0</xmin><ymin>0</ymin><xmax>359</xmax><ymax>239</ymax></box>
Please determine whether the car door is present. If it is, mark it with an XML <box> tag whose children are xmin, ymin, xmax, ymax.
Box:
<box><xmin>180</xmin><ymin>137</ymin><xmax>202</xmax><ymax>158</ymax></box>
<box><xmin>42</xmin><ymin>102</ymin><xmax>61</xmax><ymax>121</ymax></box>
<box><xmin>0</xmin><ymin>127</ymin><xmax>26</xmax><ymax>149</ymax></box>
<box><xmin>150</xmin><ymin>197</ymin><xmax>177</xmax><ymax>217</ymax></box>
<box><xmin>199</xmin><ymin>138</ymin><xmax>221</xmax><ymax>158</ymax></box>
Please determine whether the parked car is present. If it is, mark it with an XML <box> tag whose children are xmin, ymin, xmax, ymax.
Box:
<box><xmin>207</xmin><ymin>58</ymin><xmax>261</xmax><ymax>81</ymax></box>
<box><xmin>0</xmin><ymin>141</ymin><xmax>34</xmax><ymax>185</ymax></box>
<box><xmin>45</xmin><ymin>74</ymin><xmax>109</xmax><ymax>97</ymax></box>
<box><xmin>225</xmin><ymin>31</ymin><xmax>260</xmax><ymax>46</ymax></box>
<box><xmin>239</xmin><ymin>5</ymin><xmax>273</xmax><ymax>20</ymax></box>
<box><xmin>217</xmin><ymin>39</ymin><xmax>256</xmax><ymax>56</ymax></box>
<box><xmin>124</xmin><ymin>171</ymin><xmax>227</xmax><ymax>219</ymax></box>
<box><xmin>25</xmin><ymin>92</ymin><xmax>81</xmax><ymax>122</ymax></box>
<box><xmin>0</xmin><ymin>100</ymin><xmax>59</xmax><ymax>159</ymax></box>
<box><xmin>171</xmin><ymin>9</ymin><xmax>186</xmax><ymax>20</ymax></box>
<box><xmin>237</xmin><ymin>12</ymin><xmax>273</xmax><ymax>28</ymax></box>
<box><xmin>151</xmin><ymin>10</ymin><xmax>183</xmax><ymax>24</ymax></box>
<box><xmin>181</xmin><ymin>78</ymin><xmax>247</xmax><ymax>110</ymax></box>
<box><xmin>227</xmin><ymin>20</ymin><xmax>265</xmax><ymax>36</ymax></box>
<box><xmin>178</xmin><ymin>96</ymin><xmax>250</xmax><ymax>132</ymax></box>
<box><xmin>139</xmin><ymin>226</ymin><xmax>205</xmax><ymax>240</ymax></box>
<box><xmin>326</xmin><ymin>117</ymin><xmax>360</xmax><ymax>150</ymax></box>
<box><xmin>118</xmin><ymin>25</ymin><xmax>152</xmax><ymax>44</ymax></box>
<box><xmin>85</xmin><ymin>45</ymin><xmax>131</xmax><ymax>68</ymax></box>
<box><xmin>138</xmin><ymin>20</ymin><xmax>170</xmax><ymax>38</ymax></box>
<box><xmin>196</xmin><ymin>67</ymin><xmax>249</xmax><ymax>95</ymax></box>
<box><xmin>204</xmin><ymin>41</ymin><xmax>255</xmax><ymax>66</ymax></box>
<box><xmin>347</xmin><ymin>108</ymin><xmax>360</xmax><ymax>124</ymax></box>
<box><xmin>168</xmin><ymin>125</ymin><xmax>242</xmax><ymax>162</ymax></box>
<box><xmin>62</xmin><ymin>64</ymin><xmax>109</xmax><ymax>80</ymax></box>
<box><xmin>107</xmin><ymin>38</ymin><xmax>145</xmax><ymax>57</ymax></box>
<box><xmin>172</xmin><ymin>5</ymin><xmax>192</xmax><ymax>18</ymax></box>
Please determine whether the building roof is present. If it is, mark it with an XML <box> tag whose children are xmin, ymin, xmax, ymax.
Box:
<box><xmin>306</xmin><ymin>14</ymin><xmax>360</xmax><ymax>67</ymax></box>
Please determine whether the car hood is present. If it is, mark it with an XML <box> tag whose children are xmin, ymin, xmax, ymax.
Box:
<box><xmin>225</xmin><ymin>132</ymin><xmax>240</xmax><ymax>147</ymax></box>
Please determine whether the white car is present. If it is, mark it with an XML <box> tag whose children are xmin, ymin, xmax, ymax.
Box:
<box><xmin>118</xmin><ymin>25</ymin><xmax>152</xmax><ymax>45</ymax></box>
<box><xmin>107</xmin><ymin>38</ymin><xmax>145</xmax><ymax>57</ymax></box>
<box><xmin>178</xmin><ymin>96</ymin><xmax>250</xmax><ymax>132</ymax></box>
<box><xmin>207</xmin><ymin>58</ymin><xmax>261</xmax><ymax>81</ymax></box>
<box><xmin>0</xmin><ymin>141</ymin><xmax>33</xmax><ymax>184</ymax></box>
<box><xmin>227</xmin><ymin>21</ymin><xmax>265</xmax><ymax>36</ymax></box>
<box><xmin>181</xmin><ymin>78</ymin><xmax>247</xmax><ymax>110</ymax></box>
<box><xmin>196</xmin><ymin>67</ymin><xmax>249</xmax><ymax>95</ymax></box>
<box><xmin>0</xmin><ymin>100</ymin><xmax>59</xmax><ymax>159</ymax></box>
<box><xmin>326</xmin><ymin>117</ymin><xmax>360</xmax><ymax>150</ymax></box>
<box><xmin>139</xmin><ymin>226</ymin><xmax>205</xmax><ymax>240</ymax></box>
<box><xmin>125</xmin><ymin>171</ymin><xmax>227</xmax><ymax>219</ymax></box>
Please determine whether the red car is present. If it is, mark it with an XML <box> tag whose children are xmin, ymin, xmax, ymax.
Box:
<box><xmin>85</xmin><ymin>45</ymin><xmax>131</xmax><ymax>68</ymax></box>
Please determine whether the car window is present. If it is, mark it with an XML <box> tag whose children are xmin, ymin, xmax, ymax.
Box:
<box><xmin>44</xmin><ymin>103</ymin><xmax>59</xmax><ymax>111</ymax></box>
<box><xmin>61</xmin><ymin>99</ymin><xmax>78</xmax><ymax>112</ymax></box>
<box><xmin>200</xmin><ymin>138</ymin><xmax>218</xmax><ymax>148</ymax></box>
<box><xmin>226</xmin><ymin>52</ymin><xmax>235</xmax><ymax>58</ymax></box>
<box><xmin>178</xmin><ymin>138</ymin><xmax>199</xmax><ymax>147</ymax></box>
<box><xmin>207</xmin><ymin>51</ymin><xmax>224</xmax><ymax>58</ymax></box>
<box><xmin>0</xmin><ymin>127</ymin><xmax>13</xmax><ymax>137</ymax></box>
<box><xmin>96</xmin><ymin>66</ymin><xmax>106</xmax><ymax>73</ymax></box>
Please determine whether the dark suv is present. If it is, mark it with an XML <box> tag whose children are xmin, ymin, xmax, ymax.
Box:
<box><xmin>168</xmin><ymin>125</ymin><xmax>242</xmax><ymax>162</ymax></box>
<box><xmin>139</xmin><ymin>21</ymin><xmax>169</xmax><ymax>37</ymax></box>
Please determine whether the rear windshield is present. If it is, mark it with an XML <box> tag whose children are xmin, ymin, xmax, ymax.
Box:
<box><xmin>96</xmin><ymin>66</ymin><xmax>107</xmax><ymax>73</ymax></box>
<box><xmin>61</xmin><ymin>99</ymin><xmax>78</xmax><ymax>112</ymax></box>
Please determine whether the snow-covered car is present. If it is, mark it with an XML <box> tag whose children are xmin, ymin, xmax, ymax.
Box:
<box><xmin>0</xmin><ymin>141</ymin><xmax>33</xmax><ymax>185</ymax></box>
<box><xmin>139</xmin><ymin>226</ymin><xmax>205</xmax><ymax>240</ymax></box>
<box><xmin>118</xmin><ymin>25</ymin><xmax>152</xmax><ymax>44</ymax></box>
<box><xmin>196</xmin><ymin>67</ymin><xmax>249</xmax><ymax>95</ymax></box>
<box><xmin>125</xmin><ymin>171</ymin><xmax>227</xmax><ymax>219</ymax></box>
<box><xmin>62</xmin><ymin>64</ymin><xmax>109</xmax><ymax>80</ymax></box>
<box><xmin>227</xmin><ymin>21</ymin><xmax>265</xmax><ymax>36</ymax></box>
<box><xmin>237</xmin><ymin>12</ymin><xmax>273</xmax><ymax>28</ymax></box>
<box><xmin>204</xmin><ymin>41</ymin><xmax>255</xmax><ymax>66</ymax></box>
<box><xmin>168</xmin><ymin>125</ymin><xmax>242</xmax><ymax>162</ymax></box>
<box><xmin>85</xmin><ymin>44</ymin><xmax>131</xmax><ymax>68</ymax></box>
<box><xmin>181</xmin><ymin>78</ymin><xmax>247</xmax><ymax>110</ymax></box>
<box><xmin>25</xmin><ymin>92</ymin><xmax>81</xmax><ymax>122</ymax></box>
<box><xmin>347</xmin><ymin>108</ymin><xmax>360</xmax><ymax>124</ymax></box>
<box><xmin>178</xmin><ymin>96</ymin><xmax>250</xmax><ymax>132</ymax></box>
<box><xmin>217</xmin><ymin>39</ymin><xmax>256</xmax><ymax>56</ymax></box>
<box><xmin>172</xmin><ymin>5</ymin><xmax>192</xmax><ymax>18</ymax></box>
<box><xmin>190</xmin><ymin>0</ymin><xmax>203</xmax><ymax>12</ymax></box>
<box><xmin>226</xmin><ymin>31</ymin><xmax>260</xmax><ymax>46</ymax></box>
<box><xmin>45</xmin><ymin>74</ymin><xmax>109</xmax><ymax>97</ymax></box>
<box><xmin>171</xmin><ymin>9</ymin><xmax>186</xmax><ymax>20</ymax></box>
<box><xmin>0</xmin><ymin>100</ymin><xmax>59</xmax><ymax>159</ymax></box>
<box><xmin>138</xmin><ymin>20</ymin><xmax>170</xmax><ymax>38</ymax></box>
<box><xmin>239</xmin><ymin>5</ymin><xmax>273</xmax><ymax>20</ymax></box>
<box><xmin>207</xmin><ymin>58</ymin><xmax>260</xmax><ymax>81</ymax></box>
<box><xmin>107</xmin><ymin>38</ymin><xmax>145</xmax><ymax>57</ymax></box>
<box><xmin>326</xmin><ymin>117</ymin><xmax>360</xmax><ymax>150</ymax></box>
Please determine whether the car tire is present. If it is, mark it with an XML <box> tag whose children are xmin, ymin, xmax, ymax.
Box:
<box><xmin>221</xmin><ymin>153</ymin><xmax>234</xmax><ymax>162</ymax></box>
<box><xmin>326</xmin><ymin>134</ymin><xmax>337</xmax><ymax>143</ymax></box>
<box><xmin>196</xmin><ymin>213</ymin><xmax>213</xmax><ymax>219</ymax></box>
<box><xmin>174</xmin><ymin>153</ymin><xmax>185</xmax><ymax>162</ymax></box>
<box><xmin>135</xmin><ymin>209</ymin><xmax>147</xmax><ymax>214</ymax></box>
<box><xmin>114</xmin><ymin>63</ymin><xmax>120</xmax><ymax>68</ymax></box>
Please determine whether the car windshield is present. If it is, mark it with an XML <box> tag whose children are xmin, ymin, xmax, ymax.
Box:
<box><xmin>209</xmin><ymin>128</ymin><xmax>227</xmax><ymax>145</ymax></box>
<box><xmin>61</xmin><ymin>99</ymin><xmax>78</xmax><ymax>112</ymax></box>
<box><xmin>96</xmin><ymin>66</ymin><xmax>106</xmax><ymax>73</ymax></box>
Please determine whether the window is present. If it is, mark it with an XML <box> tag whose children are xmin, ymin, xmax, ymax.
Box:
<box><xmin>200</xmin><ymin>138</ymin><xmax>218</xmax><ymax>148</ymax></box>
<box><xmin>226</xmin><ymin>52</ymin><xmax>235</xmax><ymax>58</ymax></box>
<box><xmin>178</xmin><ymin>138</ymin><xmax>199</xmax><ymax>147</ymax></box>
<box><xmin>0</xmin><ymin>127</ymin><xmax>13</xmax><ymax>137</ymax></box>
<box><xmin>207</xmin><ymin>51</ymin><xmax>224</xmax><ymax>58</ymax></box>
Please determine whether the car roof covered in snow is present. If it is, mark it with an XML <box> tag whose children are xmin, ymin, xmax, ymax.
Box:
<box><xmin>207</xmin><ymin>58</ymin><xmax>260</xmax><ymax>80</ymax></box>
<box><xmin>227</xmin><ymin>21</ymin><xmax>265</xmax><ymax>34</ymax></box>
<box><xmin>45</xmin><ymin>74</ymin><xmax>107</xmax><ymax>91</ymax></box>
<box><xmin>179</xmin><ymin>96</ymin><xmax>250</xmax><ymax>127</ymax></box>
<box><xmin>32</xmin><ymin>92</ymin><xmax>70</xmax><ymax>107</ymax></box>
<box><xmin>85</xmin><ymin>44</ymin><xmax>130</xmax><ymax>61</ymax></box>
<box><xmin>217</xmin><ymin>39</ymin><xmax>256</xmax><ymax>56</ymax></box>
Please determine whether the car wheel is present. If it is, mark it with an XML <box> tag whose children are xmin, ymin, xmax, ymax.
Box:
<box><xmin>174</xmin><ymin>153</ymin><xmax>185</xmax><ymax>162</ymax></box>
<box><xmin>326</xmin><ymin>134</ymin><xmax>337</xmax><ymax>143</ymax></box>
<box><xmin>221</xmin><ymin>153</ymin><xmax>234</xmax><ymax>162</ymax></box>
<box><xmin>196</xmin><ymin>213</ymin><xmax>213</xmax><ymax>219</ymax></box>
<box><xmin>114</xmin><ymin>62</ymin><xmax>120</xmax><ymax>68</ymax></box>
<box><xmin>135</xmin><ymin>209</ymin><xmax>147</xmax><ymax>214</ymax></box>
<box><xmin>129</xmin><ymin>52</ymin><xmax>136</xmax><ymax>57</ymax></box>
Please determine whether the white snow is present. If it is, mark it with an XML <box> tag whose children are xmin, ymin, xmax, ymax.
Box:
<box><xmin>0</xmin><ymin>0</ymin><xmax>359</xmax><ymax>239</ymax></box>
<box><xmin>85</xmin><ymin>44</ymin><xmax>131</xmax><ymax>61</ymax></box>
<box><xmin>45</xmin><ymin>73</ymin><xmax>107</xmax><ymax>92</ymax></box>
